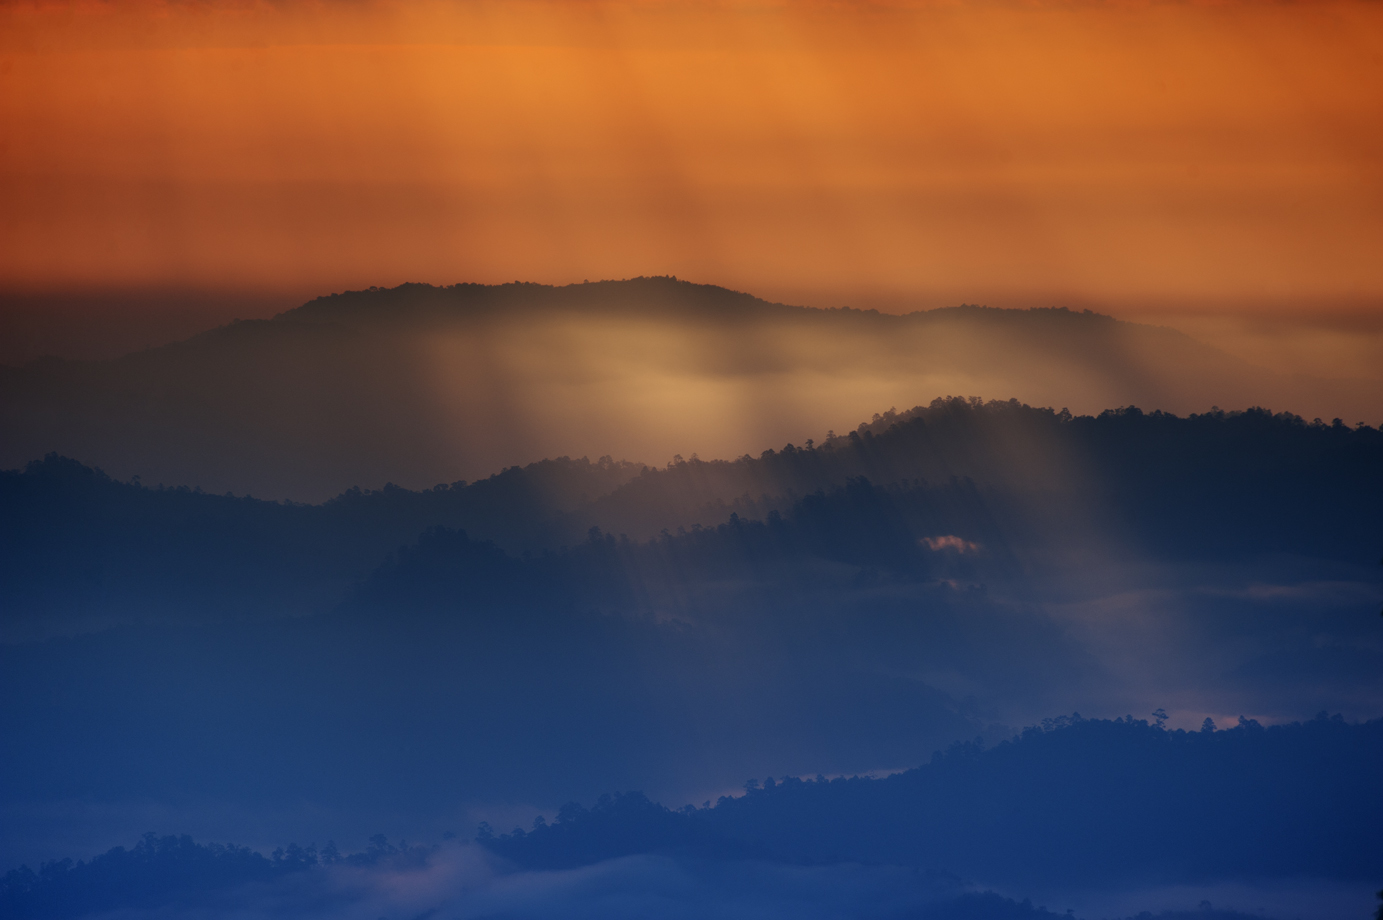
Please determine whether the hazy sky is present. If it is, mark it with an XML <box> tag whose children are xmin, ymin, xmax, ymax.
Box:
<box><xmin>2</xmin><ymin>0</ymin><xmax>1381</xmax><ymax>372</ymax></box>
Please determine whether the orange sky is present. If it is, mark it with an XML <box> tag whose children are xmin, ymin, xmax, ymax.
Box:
<box><xmin>2</xmin><ymin>0</ymin><xmax>1382</xmax><ymax>372</ymax></box>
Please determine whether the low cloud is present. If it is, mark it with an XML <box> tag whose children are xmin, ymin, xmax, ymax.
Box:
<box><xmin>920</xmin><ymin>535</ymin><xmax>982</xmax><ymax>554</ymax></box>
<box><xmin>89</xmin><ymin>844</ymin><xmax>1360</xmax><ymax>920</ymax></box>
<box><xmin>113</xmin><ymin>846</ymin><xmax>973</xmax><ymax>920</ymax></box>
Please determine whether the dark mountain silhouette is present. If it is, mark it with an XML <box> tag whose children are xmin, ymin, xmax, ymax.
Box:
<box><xmin>3</xmin><ymin>717</ymin><xmax>1363</xmax><ymax>920</ymax></box>
<box><xmin>0</xmin><ymin>833</ymin><xmax>426</xmax><ymax>920</ymax></box>
<box><xmin>0</xmin><ymin>451</ymin><xmax>642</xmax><ymax>634</ymax></box>
<box><xmin>4</xmin><ymin>398</ymin><xmax>1377</xmax><ymax>637</ymax></box>
<box><xmin>2</xmin><ymin>278</ymin><xmax>1369</xmax><ymax>501</ymax></box>
<box><xmin>481</xmin><ymin>714</ymin><xmax>1383</xmax><ymax>887</ymax></box>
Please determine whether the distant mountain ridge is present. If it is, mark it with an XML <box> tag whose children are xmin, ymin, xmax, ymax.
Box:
<box><xmin>279</xmin><ymin>277</ymin><xmax>797</xmax><ymax>324</ymax></box>
<box><xmin>0</xmin><ymin>278</ymin><xmax>1370</xmax><ymax>501</ymax></box>
<box><xmin>276</xmin><ymin>277</ymin><xmax>1119</xmax><ymax>327</ymax></box>
<box><xmin>5</xmin><ymin>398</ymin><xmax>1377</xmax><ymax>638</ymax></box>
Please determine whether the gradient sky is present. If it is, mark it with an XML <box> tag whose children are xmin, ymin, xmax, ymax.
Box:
<box><xmin>2</xmin><ymin>0</ymin><xmax>1381</xmax><ymax>373</ymax></box>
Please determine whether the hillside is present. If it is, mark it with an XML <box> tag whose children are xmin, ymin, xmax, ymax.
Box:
<box><xmin>5</xmin><ymin>399</ymin><xmax>1377</xmax><ymax>638</ymax></box>
<box><xmin>483</xmin><ymin>714</ymin><xmax>1383</xmax><ymax>886</ymax></box>
<box><xmin>2</xmin><ymin>279</ymin><xmax>1366</xmax><ymax>501</ymax></box>
<box><xmin>3</xmin><ymin>716</ymin><xmax>1374</xmax><ymax>920</ymax></box>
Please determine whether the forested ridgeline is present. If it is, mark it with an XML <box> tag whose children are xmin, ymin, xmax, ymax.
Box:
<box><xmin>579</xmin><ymin>397</ymin><xmax>1382</xmax><ymax>558</ymax></box>
<box><xmin>0</xmin><ymin>451</ymin><xmax>640</xmax><ymax>624</ymax></box>
<box><xmin>3</xmin><ymin>399</ymin><xmax>1379</xmax><ymax>628</ymax></box>
<box><xmin>3</xmin><ymin>715</ymin><xmax>1355</xmax><ymax>920</ymax></box>
<box><xmin>0</xmin><ymin>833</ymin><xmax>429</xmax><ymax>920</ymax></box>
<box><xmin>482</xmin><ymin>713</ymin><xmax>1383</xmax><ymax>885</ymax></box>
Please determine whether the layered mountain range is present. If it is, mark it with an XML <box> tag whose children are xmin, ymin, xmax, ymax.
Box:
<box><xmin>2</xmin><ymin>281</ymin><xmax>1380</xmax><ymax>920</ymax></box>
<box><xmin>3</xmin><ymin>278</ymin><xmax>1372</xmax><ymax>501</ymax></box>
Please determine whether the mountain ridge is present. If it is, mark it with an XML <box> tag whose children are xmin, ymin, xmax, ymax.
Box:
<box><xmin>1</xmin><ymin>278</ymin><xmax>1372</xmax><ymax>501</ymax></box>
<box><xmin>3</xmin><ymin>279</ymin><xmax>1232</xmax><ymax>372</ymax></box>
